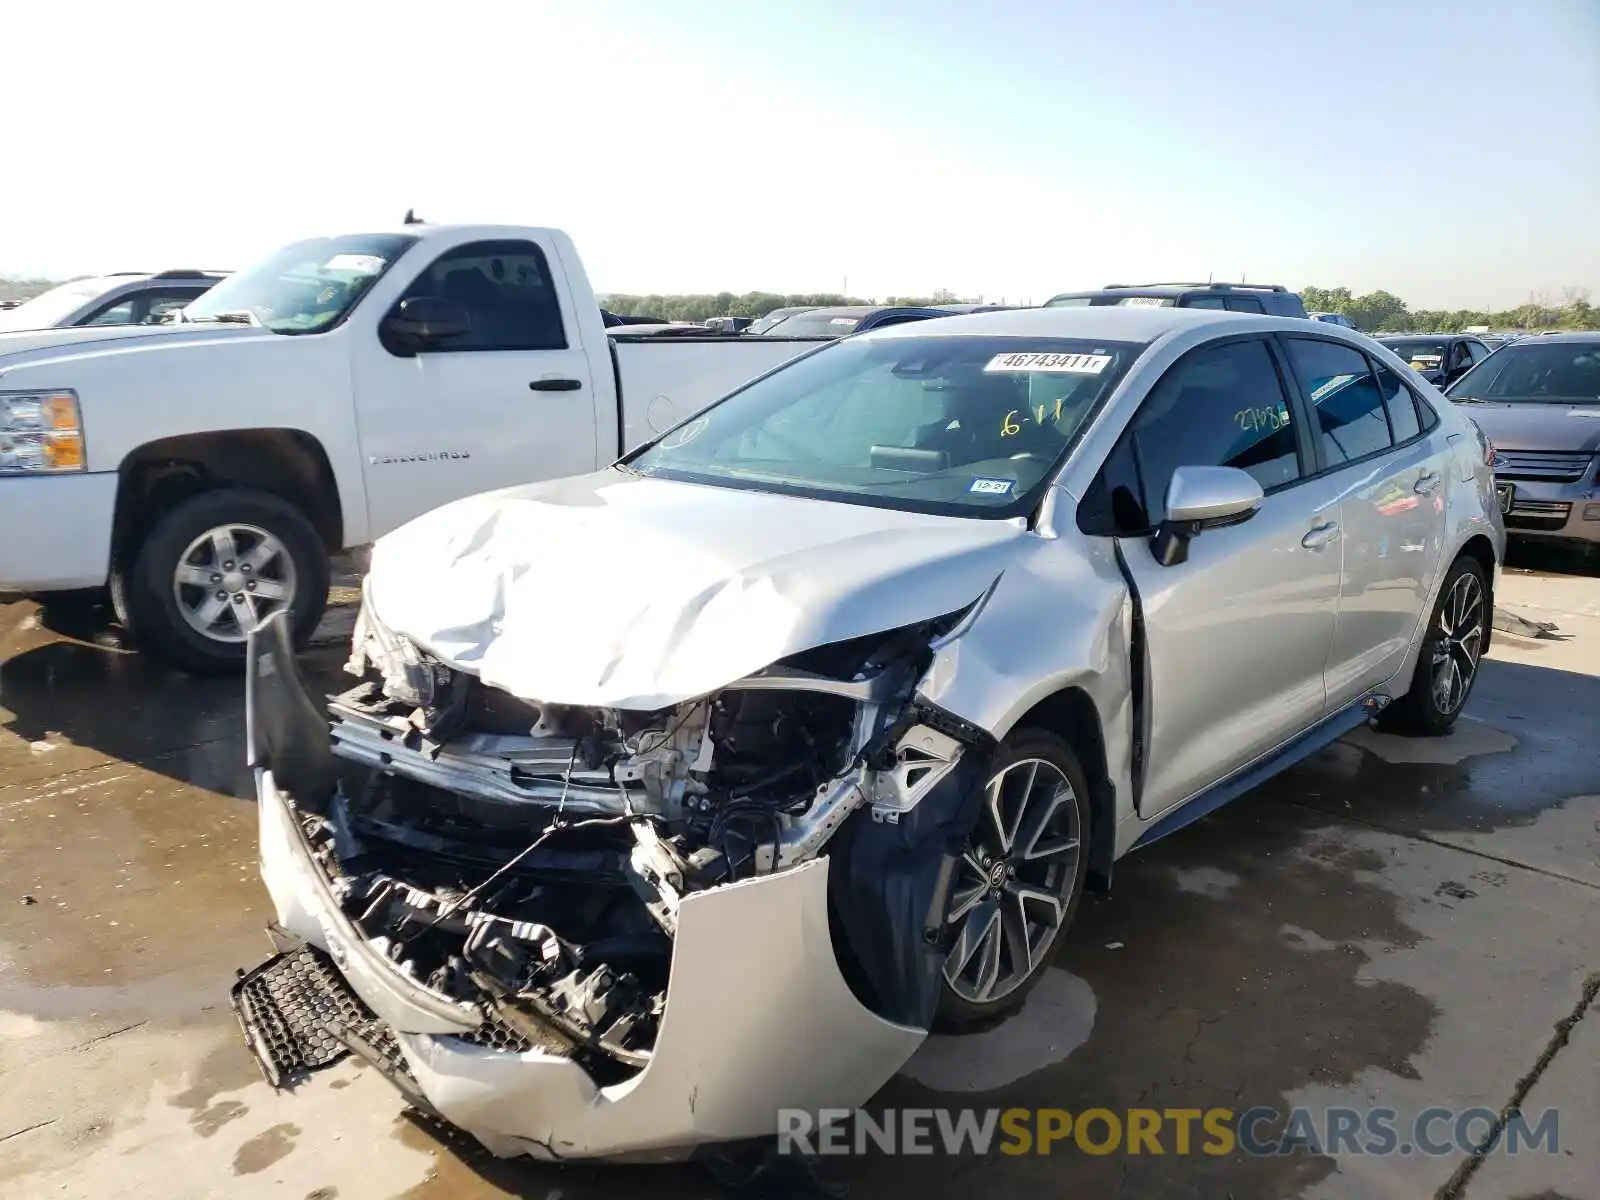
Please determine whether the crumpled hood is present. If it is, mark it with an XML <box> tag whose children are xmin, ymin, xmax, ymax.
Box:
<box><xmin>366</xmin><ymin>470</ymin><xmax>1025</xmax><ymax>709</ymax></box>
<box><xmin>1458</xmin><ymin>401</ymin><xmax>1600</xmax><ymax>454</ymax></box>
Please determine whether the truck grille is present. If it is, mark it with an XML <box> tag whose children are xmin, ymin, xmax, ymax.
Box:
<box><xmin>1491</xmin><ymin>450</ymin><xmax>1594</xmax><ymax>482</ymax></box>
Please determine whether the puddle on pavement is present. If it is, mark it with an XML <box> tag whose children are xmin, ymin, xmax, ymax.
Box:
<box><xmin>233</xmin><ymin>1121</ymin><xmax>301</xmax><ymax>1175</ymax></box>
<box><xmin>0</xmin><ymin>759</ymin><xmax>268</xmax><ymax>1022</ymax></box>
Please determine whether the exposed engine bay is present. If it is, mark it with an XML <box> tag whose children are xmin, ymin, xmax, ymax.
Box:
<box><xmin>240</xmin><ymin>588</ymin><xmax>994</xmax><ymax>1109</ymax></box>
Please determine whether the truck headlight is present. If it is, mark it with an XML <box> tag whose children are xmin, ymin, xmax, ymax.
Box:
<box><xmin>0</xmin><ymin>390</ymin><xmax>85</xmax><ymax>474</ymax></box>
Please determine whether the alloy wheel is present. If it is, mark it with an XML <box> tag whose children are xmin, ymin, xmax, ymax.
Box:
<box><xmin>943</xmin><ymin>758</ymin><xmax>1082</xmax><ymax>1005</ymax></box>
<box><xmin>1430</xmin><ymin>570</ymin><xmax>1485</xmax><ymax>715</ymax></box>
<box><xmin>172</xmin><ymin>523</ymin><xmax>297</xmax><ymax>643</ymax></box>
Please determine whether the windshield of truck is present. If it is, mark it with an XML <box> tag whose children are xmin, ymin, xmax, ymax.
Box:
<box><xmin>1447</xmin><ymin>340</ymin><xmax>1600</xmax><ymax>403</ymax></box>
<box><xmin>627</xmin><ymin>334</ymin><xmax>1144</xmax><ymax>519</ymax></box>
<box><xmin>0</xmin><ymin>278</ymin><xmax>118</xmax><ymax>331</ymax></box>
<box><xmin>185</xmin><ymin>234</ymin><xmax>417</xmax><ymax>334</ymax></box>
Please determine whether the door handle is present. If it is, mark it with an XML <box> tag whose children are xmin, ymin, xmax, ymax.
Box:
<box><xmin>1414</xmin><ymin>471</ymin><xmax>1441</xmax><ymax>495</ymax></box>
<box><xmin>1301</xmin><ymin>521</ymin><xmax>1340</xmax><ymax>549</ymax></box>
<box><xmin>529</xmin><ymin>378</ymin><xmax>582</xmax><ymax>392</ymax></box>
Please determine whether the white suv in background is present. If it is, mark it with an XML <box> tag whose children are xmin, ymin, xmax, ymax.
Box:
<box><xmin>0</xmin><ymin>270</ymin><xmax>227</xmax><ymax>332</ymax></box>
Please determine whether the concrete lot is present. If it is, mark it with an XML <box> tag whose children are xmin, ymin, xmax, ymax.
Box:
<box><xmin>1</xmin><ymin>548</ymin><xmax>1596</xmax><ymax>1200</ymax></box>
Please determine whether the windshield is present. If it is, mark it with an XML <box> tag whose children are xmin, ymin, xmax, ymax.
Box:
<box><xmin>1446</xmin><ymin>341</ymin><xmax>1600</xmax><ymax>403</ymax></box>
<box><xmin>761</xmin><ymin>310</ymin><xmax>866</xmax><ymax>338</ymax></box>
<box><xmin>746</xmin><ymin>307</ymin><xmax>811</xmax><ymax>336</ymax></box>
<box><xmin>628</xmin><ymin>334</ymin><xmax>1144</xmax><ymax>518</ymax></box>
<box><xmin>0</xmin><ymin>278</ymin><xmax>118</xmax><ymax>332</ymax></box>
<box><xmin>1382</xmin><ymin>338</ymin><xmax>1449</xmax><ymax>367</ymax></box>
<box><xmin>185</xmin><ymin>234</ymin><xmax>416</xmax><ymax>334</ymax></box>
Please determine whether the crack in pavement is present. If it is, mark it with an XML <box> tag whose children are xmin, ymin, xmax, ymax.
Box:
<box><xmin>0</xmin><ymin>1119</ymin><xmax>57</xmax><ymax>1144</ymax></box>
<box><xmin>1435</xmin><ymin>971</ymin><xmax>1600</xmax><ymax>1200</ymax></box>
<box><xmin>1273</xmin><ymin>796</ymin><xmax>1600</xmax><ymax>892</ymax></box>
<box><xmin>74</xmin><ymin>1020</ymin><xmax>149</xmax><ymax>1050</ymax></box>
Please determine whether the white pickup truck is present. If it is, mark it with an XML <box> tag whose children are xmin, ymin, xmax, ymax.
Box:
<box><xmin>0</xmin><ymin>224</ymin><xmax>822</xmax><ymax>671</ymax></box>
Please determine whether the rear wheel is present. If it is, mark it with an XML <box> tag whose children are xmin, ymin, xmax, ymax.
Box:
<box><xmin>112</xmin><ymin>488</ymin><xmax>329</xmax><ymax>675</ymax></box>
<box><xmin>1380</xmin><ymin>555</ymin><xmax>1490</xmax><ymax>736</ymax></box>
<box><xmin>934</xmin><ymin>729</ymin><xmax>1089</xmax><ymax>1034</ymax></box>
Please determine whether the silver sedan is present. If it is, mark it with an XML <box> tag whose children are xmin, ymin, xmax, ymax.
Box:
<box><xmin>238</xmin><ymin>304</ymin><xmax>1503</xmax><ymax>1162</ymax></box>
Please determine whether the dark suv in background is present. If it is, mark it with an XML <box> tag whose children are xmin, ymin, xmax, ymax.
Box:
<box><xmin>1044</xmin><ymin>281</ymin><xmax>1309</xmax><ymax>318</ymax></box>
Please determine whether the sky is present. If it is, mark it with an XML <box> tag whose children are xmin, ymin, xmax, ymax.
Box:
<box><xmin>4</xmin><ymin>0</ymin><xmax>1597</xmax><ymax>310</ymax></box>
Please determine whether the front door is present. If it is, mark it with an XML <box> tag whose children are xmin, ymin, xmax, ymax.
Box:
<box><xmin>1280</xmin><ymin>338</ymin><xmax>1449</xmax><ymax>703</ymax></box>
<box><xmin>1084</xmin><ymin>335</ymin><xmax>1343</xmax><ymax>817</ymax></box>
<box><xmin>352</xmin><ymin>236</ymin><xmax>600</xmax><ymax>539</ymax></box>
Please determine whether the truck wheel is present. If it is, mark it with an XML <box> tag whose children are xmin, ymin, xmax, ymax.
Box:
<box><xmin>112</xmin><ymin>488</ymin><xmax>329</xmax><ymax>675</ymax></box>
<box><xmin>934</xmin><ymin>729</ymin><xmax>1089</xmax><ymax>1034</ymax></box>
<box><xmin>1378</xmin><ymin>555</ymin><xmax>1490</xmax><ymax>736</ymax></box>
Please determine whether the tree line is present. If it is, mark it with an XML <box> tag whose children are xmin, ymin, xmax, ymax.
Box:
<box><xmin>1300</xmin><ymin>285</ymin><xmax>1593</xmax><ymax>333</ymax></box>
<box><xmin>604</xmin><ymin>284</ymin><xmax>1595</xmax><ymax>331</ymax></box>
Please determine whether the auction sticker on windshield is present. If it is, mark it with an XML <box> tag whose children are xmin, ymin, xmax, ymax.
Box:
<box><xmin>984</xmin><ymin>352</ymin><xmax>1112</xmax><ymax>374</ymax></box>
<box><xmin>968</xmin><ymin>477</ymin><xmax>1015</xmax><ymax>496</ymax></box>
<box><xmin>324</xmin><ymin>254</ymin><xmax>387</xmax><ymax>274</ymax></box>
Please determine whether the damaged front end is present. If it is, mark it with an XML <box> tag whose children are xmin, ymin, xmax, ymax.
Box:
<box><xmin>235</xmin><ymin>593</ymin><xmax>995</xmax><ymax>1161</ymax></box>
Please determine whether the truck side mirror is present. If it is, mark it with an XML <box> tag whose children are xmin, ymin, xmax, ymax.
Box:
<box><xmin>381</xmin><ymin>296</ymin><xmax>470</xmax><ymax>353</ymax></box>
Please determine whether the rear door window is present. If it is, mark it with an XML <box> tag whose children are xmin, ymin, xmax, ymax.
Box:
<box><xmin>1284</xmin><ymin>338</ymin><xmax>1395</xmax><ymax>466</ymax></box>
<box><xmin>1374</xmin><ymin>361</ymin><xmax>1421</xmax><ymax>443</ymax></box>
<box><xmin>1223</xmin><ymin>295</ymin><xmax>1265</xmax><ymax>313</ymax></box>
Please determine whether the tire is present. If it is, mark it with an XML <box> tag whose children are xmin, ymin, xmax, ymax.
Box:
<box><xmin>112</xmin><ymin>488</ymin><xmax>329</xmax><ymax>675</ymax></box>
<box><xmin>934</xmin><ymin>728</ymin><xmax>1091</xmax><ymax>1034</ymax></box>
<box><xmin>1378</xmin><ymin>555</ymin><xmax>1490</xmax><ymax>737</ymax></box>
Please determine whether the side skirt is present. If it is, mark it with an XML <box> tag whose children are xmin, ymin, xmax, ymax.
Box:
<box><xmin>1129</xmin><ymin>694</ymin><xmax>1388</xmax><ymax>852</ymax></box>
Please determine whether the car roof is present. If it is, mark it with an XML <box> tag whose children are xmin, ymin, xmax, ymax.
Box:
<box><xmin>1050</xmin><ymin>282</ymin><xmax>1290</xmax><ymax>298</ymax></box>
<box><xmin>856</xmin><ymin>304</ymin><xmax>1288</xmax><ymax>343</ymax></box>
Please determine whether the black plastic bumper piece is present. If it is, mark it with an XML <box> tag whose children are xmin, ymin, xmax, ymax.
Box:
<box><xmin>231</xmin><ymin>939</ymin><xmax>414</xmax><ymax>1093</ymax></box>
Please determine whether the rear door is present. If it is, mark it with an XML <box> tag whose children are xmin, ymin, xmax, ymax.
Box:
<box><xmin>1083</xmin><ymin>334</ymin><xmax>1345</xmax><ymax>817</ymax></box>
<box><xmin>1280</xmin><ymin>336</ymin><xmax>1449</xmax><ymax>704</ymax></box>
<box><xmin>352</xmin><ymin>237</ymin><xmax>599</xmax><ymax>537</ymax></box>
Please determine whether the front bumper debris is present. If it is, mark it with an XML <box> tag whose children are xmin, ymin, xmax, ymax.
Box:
<box><xmin>232</xmin><ymin>940</ymin><xmax>373</xmax><ymax>1087</ymax></box>
<box><xmin>232</xmin><ymin>936</ymin><xmax>440</xmax><ymax>1114</ymax></box>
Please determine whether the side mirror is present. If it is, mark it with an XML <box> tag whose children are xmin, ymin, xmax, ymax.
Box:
<box><xmin>1150</xmin><ymin>465</ymin><xmax>1264</xmax><ymax>566</ymax></box>
<box><xmin>381</xmin><ymin>296</ymin><xmax>470</xmax><ymax>353</ymax></box>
